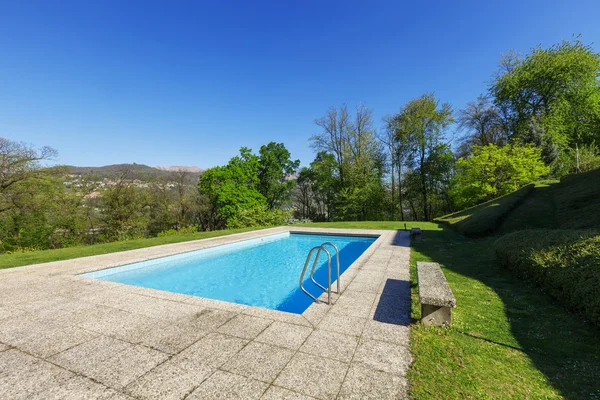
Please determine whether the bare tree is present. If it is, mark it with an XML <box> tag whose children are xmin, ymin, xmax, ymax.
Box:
<box><xmin>456</xmin><ymin>96</ymin><xmax>507</xmax><ymax>157</ymax></box>
<box><xmin>311</xmin><ymin>104</ymin><xmax>351</xmax><ymax>185</ymax></box>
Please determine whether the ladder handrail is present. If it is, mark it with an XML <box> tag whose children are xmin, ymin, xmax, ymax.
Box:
<box><xmin>299</xmin><ymin>246</ymin><xmax>332</xmax><ymax>304</ymax></box>
<box><xmin>320</xmin><ymin>242</ymin><xmax>340</xmax><ymax>294</ymax></box>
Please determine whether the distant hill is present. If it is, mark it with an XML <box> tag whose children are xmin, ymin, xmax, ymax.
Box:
<box><xmin>154</xmin><ymin>165</ymin><xmax>203</xmax><ymax>173</ymax></box>
<box><xmin>67</xmin><ymin>163</ymin><xmax>202</xmax><ymax>180</ymax></box>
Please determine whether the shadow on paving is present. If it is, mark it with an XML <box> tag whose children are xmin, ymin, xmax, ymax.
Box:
<box><xmin>411</xmin><ymin>226</ymin><xmax>600</xmax><ymax>399</ymax></box>
<box><xmin>373</xmin><ymin>279</ymin><xmax>411</xmax><ymax>326</ymax></box>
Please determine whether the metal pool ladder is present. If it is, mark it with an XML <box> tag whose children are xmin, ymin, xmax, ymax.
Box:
<box><xmin>299</xmin><ymin>242</ymin><xmax>340</xmax><ymax>305</ymax></box>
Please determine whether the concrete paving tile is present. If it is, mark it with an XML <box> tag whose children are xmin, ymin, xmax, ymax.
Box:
<box><xmin>0</xmin><ymin>349</ymin><xmax>74</xmax><ymax>399</ymax></box>
<box><xmin>317</xmin><ymin>313</ymin><xmax>366</xmax><ymax>336</ymax></box>
<box><xmin>13</xmin><ymin>325</ymin><xmax>100</xmax><ymax>358</ymax></box>
<box><xmin>0</xmin><ymin>305</ymin><xmax>28</xmax><ymax>321</ymax></box>
<box><xmin>174</xmin><ymin>332</ymin><xmax>249</xmax><ymax>369</ymax></box>
<box><xmin>352</xmin><ymin>339</ymin><xmax>411</xmax><ymax>376</ymax></box>
<box><xmin>187</xmin><ymin>370</ymin><xmax>268</xmax><ymax>400</ymax></box>
<box><xmin>345</xmin><ymin>278</ymin><xmax>382</xmax><ymax>294</ymax></box>
<box><xmin>136</xmin><ymin>320</ymin><xmax>209</xmax><ymax>354</ymax></box>
<box><xmin>122</xmin><ymin>296</ymin><xmax>203</xmax><ymax>321</ymax></box>
<box><xmin>30</xmin><ymin>375</ymin><xmax>123</xmax><ymax>400</ymax></box>
<box><xmin>370</xmin><ymin>293</ymin><xmax>411</xmax><ymax>326</ymax></box>
<box><xmin>221</xmin><ymin>341</ymin><xmax>294</xmax><ymax>383</ymax></box>
<box><xmin>338</xmin><ymin>364</ymin><xmax>408</xmax><ymax>400</ymax></box>
<box><xmin>362</xmin><ymin>320</ymin><xmax>410</xmax><ymax>347</ymax></box>
<box><xmin>299</xmin><ymin>330</ymin><xmax>358</xmax><ymax>363</ymax></box>
<box><xmin>125</xmin><ymin>358</ymin><xmax>213</xmax><ymax>400</ymax></box>
<box><xmin>76</xmin><ymin>306</ymin><xmax>170</xmax><ymax>343</ymax></box>
<box><xmin>274</xmin><ymin>352</ymin><xmax>348</xmax><ymax>400</ymax></box>
<box><xmin>218</xmin><ymin>314</ymin><xmax>273</xmax><ymax>339</ymax></box>
<box><xmin>48</xmin><ymin>335</ymin><xmax>130</xmax><ymax>372</ymax></box>
<box><xmin>79</xmin><ymin>288</ymin><xmax>148</xmax><ymax>310</ymax></box>
<box><xmin>261</xmin><ymin>386</ymin><xmax>318</xmax><ymax>399</ymax></box>
<box><xmin>180</xmin><ymin>308</ymin><xmax>237</xmax><ymax>331</ymax></box>
<box><xmin>242</xmin><ymin>307</ymin><xmax>313</xmax><ymax>327</ymax></box>
<box><xmin>62</xmin><ymin>341</ymin><xmax>169</xmax><ymax>389</ymax></box>
<box><xmin>0</xmin><ymin>316</ymin><xmax>62</xmax><ymax>347</ymax></box>
<box><xmin>301</xmin><ymin>303</ymin><xmax>330</xmax><ymax>327</ymax></box>
<box><xmin>185</xmin><ymin>296</ymin><xmax>249</xmax><ymax>313</ymax></box>
<box><xmin>256</xmin><ymin>321</ymin><xmax>313</xmax><ymax>350</ymax></box>
<box><xmin>329</xmin><ymin>291</ymin><xmax>376</xmax><ymax>318</ymax></box>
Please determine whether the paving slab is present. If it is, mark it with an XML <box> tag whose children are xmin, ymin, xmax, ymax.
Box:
<box><xmin>261</xmin><ymin>386</ymin><xmax>317</xmax><ymax>399</ymax></box>
<box><xmin>218</xmin><ymin>314</ymin><xmax>273</xmax><ymax>339</ymax></box>
<box><xmin>124</xmin><ymin>358</ymin><xmax>213</xmax><ymax>400</ymax></box>
<box><xmin>256</xmin><ymin>321</ymin><xmax>313</xmax><ymax>350</ymax></box>
<box><xmin>49</xmin><ymin>335</ymin><xmax>169</xmax><ymax>389</ymax></box>
<box><xmin>352</xmin><ymin>339</ymin><xmax>412</xmax><ymax>376</ymax></box>
<box><xmin>174</xmin><ymin>332</ymin><xmax>249</xmax><ymax>369</ymax></box>
<box><xmin>274</xmin><ymin>352</ymin><xmax>349</xmax><ymax>400</ymax></box>
<box><xmin>317</xmin><ymin>313</ymin><xmax>366</xmax><ymax>337</ymax></box>
<box><xmin>299</xmin><ymin>329</ymin><xmax>358</xmax><ymax>363</ymax></box>
<box><xmin>0</xmin><ymin>349</ymin><xmax>74</xmax><ymax>399</ymax></box>
<box><xmin>338</xmin><ymin>364</ymin><xmax>409</xmax><ymax>400</ymax></box>
<box><xmin>30</xmin><ymin>375</ymin><xmax>124</xmax><ymax>400</ymax></box>
<box><xmin>221</xmin><ymin>341</ymin><xmax>294</xmax><ymax>383</ymax></box>
<box><xmin>187</xmin><ymin>370</ymin><xmax>268</xmax><ymax>400</ymax></box>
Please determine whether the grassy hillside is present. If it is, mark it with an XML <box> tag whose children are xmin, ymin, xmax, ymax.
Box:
<box><xmin>435</xmin><ymin>184</ymin><xmax>534</xmax><ymax>237</ymax></box>
<box><xmin>439</xmin><ymin>168</ymin><xmax>600</xmax><ymax>237</ymax></box>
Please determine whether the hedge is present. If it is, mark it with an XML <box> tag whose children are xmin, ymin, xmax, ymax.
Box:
<box><xmin>494</xmin><ymin>229</ymin><xmax>600</xmax><ymax>325</ymax></box>
<box><xmin>436</xmin><ymin>184</ymin><xmax>534</xmax><ymax>237</ymax></box>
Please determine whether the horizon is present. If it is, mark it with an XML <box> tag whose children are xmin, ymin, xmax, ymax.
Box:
<box><xmin>2</xmin><ymin>0</ymin><xmax>599</xmax><ymax>169</ymax></box>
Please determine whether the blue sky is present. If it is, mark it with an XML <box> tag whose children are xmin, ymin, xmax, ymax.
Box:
<box><xmin>1</xmin><ymin>0</ymin><xmax>599</xmax><ymax>168</ymax></box>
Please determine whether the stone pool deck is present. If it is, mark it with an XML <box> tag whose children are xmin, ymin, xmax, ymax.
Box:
<box><xmin>0</xmin><ymin>227</ymin><xmax>412</xmax><ymax>399</ymax></box>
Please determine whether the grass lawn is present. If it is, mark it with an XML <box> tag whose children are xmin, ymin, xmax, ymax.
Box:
<box><xmin>0</xmin><ymin>226</ymin><xmax>265</xmax><ymax>270</ymax></box>
<box><xmin>305</xmin><ymin>221</ymin><xmax>600</xmax><ymax>399</ymax></box>
<box><xmin>409</xmin><ymin>223</ymin><xmax>600</xmax><ymax>399</ymax></box>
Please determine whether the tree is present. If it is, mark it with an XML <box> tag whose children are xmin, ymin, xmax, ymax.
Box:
<box><xmin>0</xmin><ymin>138</ymin><xmax>58</xmax><ymax>214</ymax></box>
<box><xmin>394</xmin><ymin>94</ymin><xmax>454</xmax><ymax>220</ymax></box>
<box><xmin>456</xmin><ymin>95</ymin><xmax>507</xmax><ymax>157</ymax></box>
<box><xmin>257</xmin><ymin>142</ymin><xmax>299</xmax><ymax>209</ymax></box>
<box><xmin>450</xmin><ymin>144</ymin><xmax>550</xmax><ymax>209</ymax></box>
<box><xmin>490</xmin><ymin>39</ymin><xmax>600</xmax><ymax>169</ymax></box>
<box><xmin>198</xmin><ymin>147</ymin><xmax>266</xmax><ymax>229</ymax></box>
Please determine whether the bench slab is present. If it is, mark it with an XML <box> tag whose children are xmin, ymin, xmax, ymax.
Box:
<box><xmin>417</xmin><ymin>261</ymin><xmax>456</xmax><ymax>326</ymax></box>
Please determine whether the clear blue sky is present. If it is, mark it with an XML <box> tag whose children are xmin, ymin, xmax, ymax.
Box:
<box><xmin>1</xmin><ymin>0</ymin><xmax>599</xmax><ymax>168</ymax></box>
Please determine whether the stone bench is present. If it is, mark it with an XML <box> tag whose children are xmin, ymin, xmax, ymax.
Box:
<box><xmin>410</xmin><ymin>227</ymin><xmax>422</xmax><ymax>241</ymax></box>
<box><xmin>416</xmin><ymin>262</ymin><xmax>456</xmax><ymax>326</ymax></box>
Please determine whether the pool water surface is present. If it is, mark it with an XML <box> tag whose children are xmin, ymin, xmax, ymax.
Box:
<box><xmin>81</xmin><ymin>232</ymin><xmax>377</xmax><ymax>313</ymax></box>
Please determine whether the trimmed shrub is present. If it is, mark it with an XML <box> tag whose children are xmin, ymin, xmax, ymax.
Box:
<box><xmin>436</xmin><ymin>184</ymin><xmax>534</xmax><ymax>237</ymax></box>
<box><xmin>494</xmin><ymin>229</ymin><xmax>600</xmax><ymax>325</ymax></box>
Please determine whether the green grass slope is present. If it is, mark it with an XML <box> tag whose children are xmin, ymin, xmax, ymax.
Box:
<box><xmin>435</xmin><ymin>184</ymin><xmax>534</xmax><ymax>237</ymax></box>
<box><xmin>439</xmin><ymin>168</ymin><xmax>600</xmax><ymax>238</ymax></box>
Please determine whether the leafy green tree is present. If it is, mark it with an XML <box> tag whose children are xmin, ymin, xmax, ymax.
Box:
<box><xmin>450</xmin><ymin>144</ymin><xmax>550</xmax><ymax>209</ymax></box>
<box><xmin>258</xmin><ymin>142</ymin><xmax>299</xmax><ymax>209</ymax></box>
<box><xmin>198</xmin><ymin>148</ymin><xmax>266</xmax><ymax>229</ymax></box>
<box><xmin>394</xmin><ymin>93</ymin><xmax>454</xmax><ymax>220</ymax></box>
<box><xmin>491</xmin><ymin>39</ymin><xmax>600</xmax><ymax>168</ymax></box>
<box><xmin>101</xmin><ymin>171</ymin><xmax>150</xmax><ymax>240</ymax></box>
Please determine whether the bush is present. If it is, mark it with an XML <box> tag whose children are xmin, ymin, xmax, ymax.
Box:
<box><xmin>157</xmin><ymin>225</ymin><xmax>200</xmax><ymax>237</ymax></box>
<box><xmin>494</xmin><ymin>229</ymin><xmax>600</xmax><ymax>325</ymax></box>
<box><xmin>226</xmin><ymin>204</ymin><xmax>291</xmax><ymax>229</ymax></box>
<box><xmin>436</xmin><ymin>184</ymin><xmax>534</xmax><ymax>237</ymax></box>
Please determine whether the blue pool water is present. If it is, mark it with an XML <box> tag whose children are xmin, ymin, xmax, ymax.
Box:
<box><xmin>81</xmin><ymin>232</ymin><xmax>377</xmax><ymax>314</ymax></box>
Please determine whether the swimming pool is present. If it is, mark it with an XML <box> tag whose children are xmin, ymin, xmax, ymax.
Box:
<box><xmin>81</xmin><ymin>232</ymin><xmax>377</xmax><ymax>314</ymax></box>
